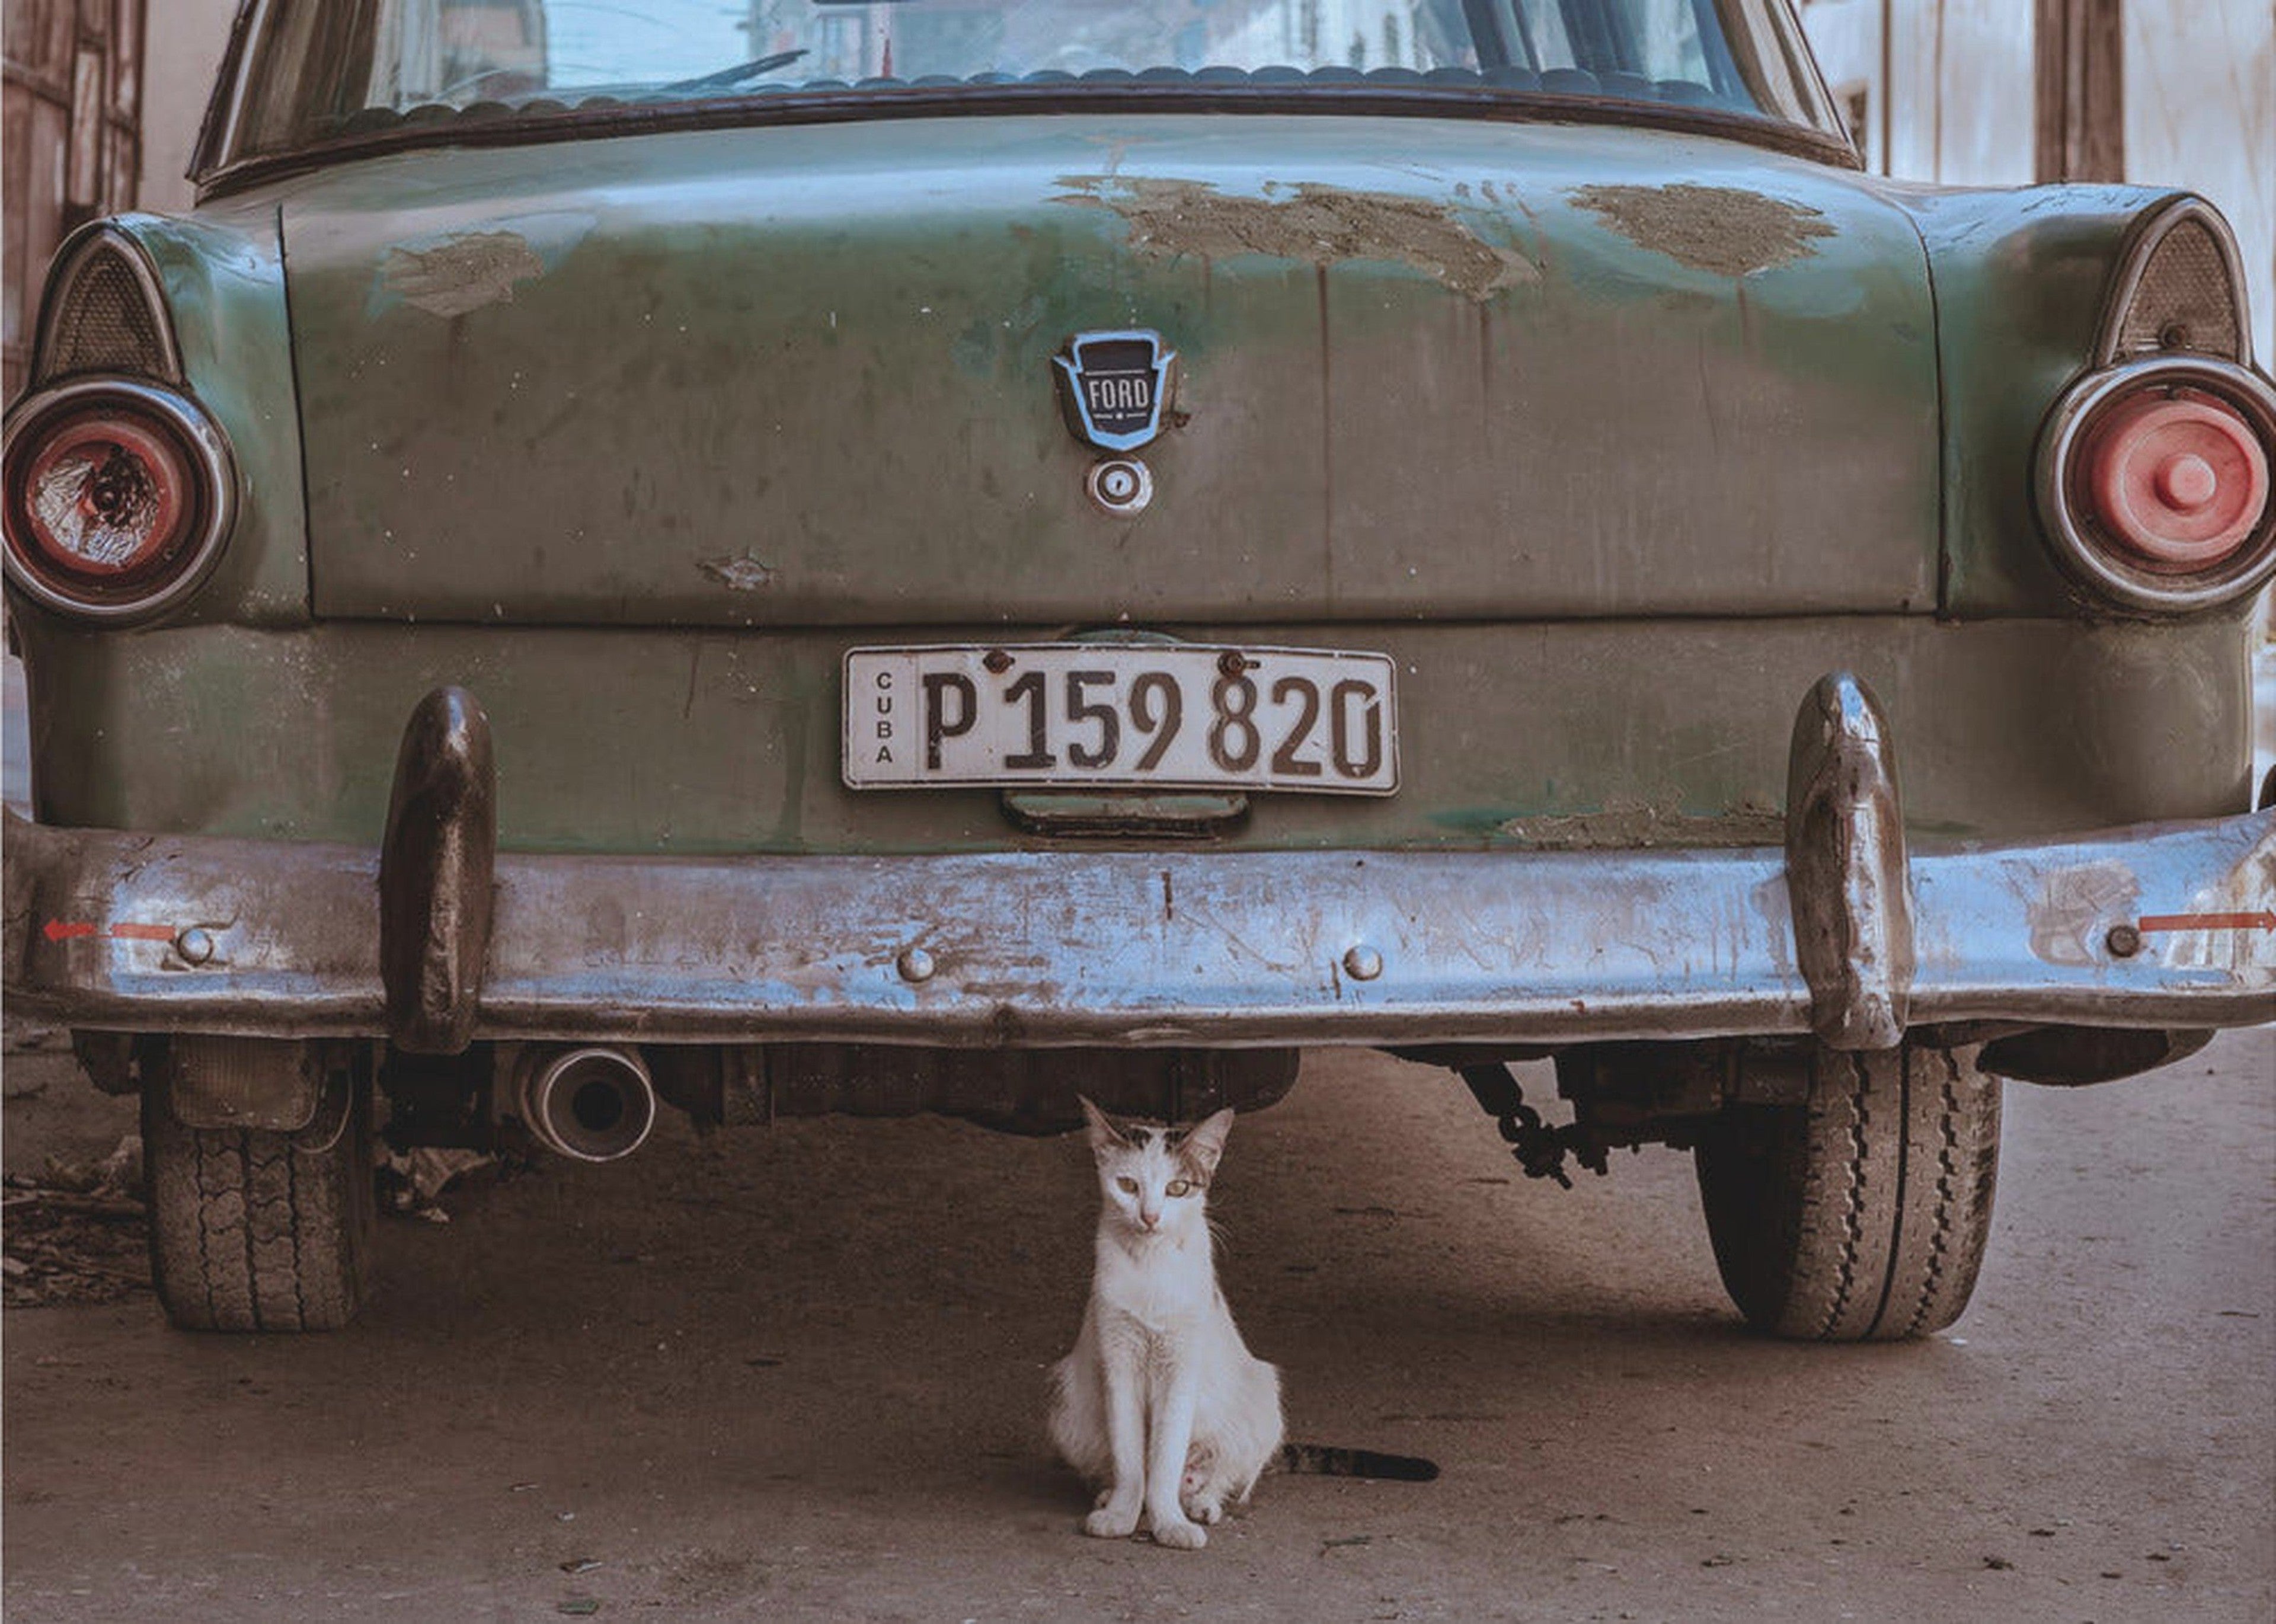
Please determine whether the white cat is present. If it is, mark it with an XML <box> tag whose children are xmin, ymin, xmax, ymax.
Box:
<box><xmin>1046</xmin><ymin>1099</ymin><xmax>1284</xmax><ymax>1551</ymax></box>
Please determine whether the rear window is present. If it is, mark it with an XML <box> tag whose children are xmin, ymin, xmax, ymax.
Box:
<box><xmin>209</xmin><ymin>0</ymin><xmax>1846</xmax><ymax>172</ymax></box>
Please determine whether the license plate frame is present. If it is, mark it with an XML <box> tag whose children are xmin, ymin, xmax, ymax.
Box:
<box><xmin>842</xmin><ymin>643</ymin><xmax>1399</xmax><ymax>795</ymax></box>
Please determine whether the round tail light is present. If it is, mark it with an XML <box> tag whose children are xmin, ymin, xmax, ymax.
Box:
<box><xmin>2038</xmin><ymin>356</ymin><xmax>2276</xmax><ymax>613</ymax></box>
<box><xmin>2080</xmin><ymin>389</ymin><xmax>2268</xmax><ymax>569</ymax></box>
<box><xmin>2</xmin><ymin>379</ymin><xmax>235</xmax><ymax>622</ymax></box>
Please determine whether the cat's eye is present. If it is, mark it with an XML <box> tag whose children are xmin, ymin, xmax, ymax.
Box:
<box><xmin>1165</xmin><ymin>1179</ymin><xmax>1192</xmax><ymax>1197</ymax></box>
<box><xmin>1115</xmin><ymin>1177</ymin><xmax>1139</xmax><ymax>1194</ymax></box>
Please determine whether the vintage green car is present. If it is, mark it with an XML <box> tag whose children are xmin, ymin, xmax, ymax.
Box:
<box><xmin>4</xmin><ymin>0</ymin><xmax>2271</xmax><ymax>1338</ymax></box>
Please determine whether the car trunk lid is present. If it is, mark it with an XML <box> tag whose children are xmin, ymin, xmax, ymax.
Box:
<box><xmin>281</xmin><ymin>113</ymin><xmax>1939</xmax><ymax>626</ymax></box>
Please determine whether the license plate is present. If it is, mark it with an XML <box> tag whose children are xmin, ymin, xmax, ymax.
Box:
<box><xmin>843</xmin><ymin>644</ymin><xmax>1399</xmax><ymax>794</ymax></box>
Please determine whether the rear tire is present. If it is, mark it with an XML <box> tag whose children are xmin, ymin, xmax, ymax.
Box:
<box><xmin>142</xmin><ymin>1046</ymin><xmax>375</xmax><ymax>1332</ymax></box>
<box><xmin>1694</xmin><ymin>1041</ymin><xmax>2000</xmax><ymax>1341</ymax></box>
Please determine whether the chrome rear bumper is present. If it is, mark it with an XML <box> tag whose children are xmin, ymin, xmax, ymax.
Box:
<box><xmin>5</xmin><ymin>675</ymin><xmax>2271</xmax><ymax>1047</ymax></box>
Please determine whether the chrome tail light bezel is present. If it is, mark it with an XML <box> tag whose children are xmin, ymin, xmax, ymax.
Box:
<box><xmin>2</xmin><ymin>376</ymin><xmax>239</xmax><ymax>624</ymax></box>
<box><xmin>2035</xmin><ymin>353</ymin><xmax>2276</xmax><ymax>616</ymax></box>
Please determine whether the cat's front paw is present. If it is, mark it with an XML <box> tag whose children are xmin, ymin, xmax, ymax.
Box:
<box><xmin>1149</xmin><ymin>1514</ymin><xmax>1208</xmax><ymax>1551</ymax></box>
<box><xmin>1185</xmin><ymin>1497</ymin><xmax>1225</xmax><ymax>1526</ymax></box>
<box><xmin>1082</xmin><ymin>1502</ymin><xmax>1141</xmax><ymax>1539</ymax></box>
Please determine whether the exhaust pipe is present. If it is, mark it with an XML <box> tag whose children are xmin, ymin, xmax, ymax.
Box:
<box><xmin>515</xmin><ymin>1046</ymin><xmax>657</xmax><ymax>1162</ymax></box>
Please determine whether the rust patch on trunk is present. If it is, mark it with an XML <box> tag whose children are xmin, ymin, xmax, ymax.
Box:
<box><xmin>1567</xmin><ymin>183</ymin><xmax>1834</xmax><ymax>278</ymax></box>
<box><xmin>1056</xmin><ymin>176</ymin><xmax>1537</xmax><ymax>302</ymax></box>
<box><xmin>382</xmin><ymin>231</ymin><xmax>546</xmax><ymax>317</ymax></box>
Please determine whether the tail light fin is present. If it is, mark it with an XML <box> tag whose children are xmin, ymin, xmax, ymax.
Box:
<box><xmin>2034</xmin><ymin>197</ymin><xmax>2275</xmax><ymax>615</ymax></box>
<box><xmin>32</xmin><ymin>228</ymin><xmax>185</xmax><ymax>386</ymax></box>
<box><xmin>2096</xmin><ymin>197</ymin><xmax>2252</xmax><ymax>368</ymax></box>
<box><xmin>3</xmin><ymin>225</ymin><xmax>235</xmax><ymax>622</ymax></box>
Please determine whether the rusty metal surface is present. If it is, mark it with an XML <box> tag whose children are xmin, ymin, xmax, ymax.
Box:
<box><xmin>1784</xmin><ymin>673</ymin><xmax>1914</xmax><ymax>1050</ymax></box>
<box><xmin>378</xmin><ymin>686</ymin><xmax>496</xmax><ymax>1054</ymax></box>
<box><xmin>2</xmin><ymin>811</ymin><xmax>386</xmax><ymax>1034</ymax></box>
<box><xmin>6</xmin><ymin>803</ymin><xmax>2268</xmax><ymax>1046</ymax></box>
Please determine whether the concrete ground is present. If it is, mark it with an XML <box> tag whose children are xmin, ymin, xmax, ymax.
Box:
<box><xmin>2</xmin><ymin>1026</ymin><xmax>2271</xmax><ymax>1623</ymax></box>
<box><xmin>4</xmin><ymin>645</ymin><xmax>2271</xmax><ymax>1620</ymax></box>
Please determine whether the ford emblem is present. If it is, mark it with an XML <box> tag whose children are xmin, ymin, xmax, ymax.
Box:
<box><xmin>1053</xmin><ymin>330</ymin><xmax>1176</xmax><ymax>453</ymax></box>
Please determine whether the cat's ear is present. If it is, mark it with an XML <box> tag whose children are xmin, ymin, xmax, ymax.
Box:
<box><xmin>1079</xmin><ymin>1096</ymin><xmax>1127</xmax><ymax>1157</ymax></box>
<box><xmin>1180</xmin><ymin>1108</ymin><xmax>1235</xmax><ymax>1177</ymax></box>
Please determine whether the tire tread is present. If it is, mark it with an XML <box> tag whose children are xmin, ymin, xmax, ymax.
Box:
<box><xmin>143</xmin><ymin>1054</ymin><xmax>371</xmax><ymax>1333</ymax></box>
<box><xmin>1696</xmin><ymin>1041</ymin><xmax>2000</xmax><ymax>1342</ymax></box>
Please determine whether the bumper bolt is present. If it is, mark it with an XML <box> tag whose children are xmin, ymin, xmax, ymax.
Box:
<box><xmin>175</xmin><ymin>926</ymin><xmax>215</xmax><ymax>966</ymax></box>
<box><xmin>2105</xmin><ymin>923</ymin><xmax>2143</xmax><ymax>959</ymax></box>
<box><xmin>897</xmin><ymin>945</ymin><xmax>936</xmax><ymax>983</ymax></box>
<box><xmin>1342</xmin><ymin>944</ymin><xmax>1383</xmax><ymax>982</ymax></box>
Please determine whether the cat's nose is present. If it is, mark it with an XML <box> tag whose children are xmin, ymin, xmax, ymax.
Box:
<box><xmin>1139</xmin><ymin>1209</ymin><xmax>1161</xmax><ymax>1230</ymax></box>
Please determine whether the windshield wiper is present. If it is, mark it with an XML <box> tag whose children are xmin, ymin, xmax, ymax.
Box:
<box><xmin>654</xmin><ymin>49</ymin><xmax>810</xmax><ymax>97</ymax></box>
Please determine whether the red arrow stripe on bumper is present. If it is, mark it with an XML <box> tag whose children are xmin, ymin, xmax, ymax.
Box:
<box><xmin>42</xmin><ymin>920</ymin><xmax>178</xmax><ymax>943</ymax></box>
<box><xmin>2136</xmin><ymin>912</ymin><xmax>2276</xmax><ymax>934</ymax></box>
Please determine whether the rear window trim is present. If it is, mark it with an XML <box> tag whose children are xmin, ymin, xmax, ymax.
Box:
<box><xmin>193</xmin><ymin>79</ymin><xmax>1861</xmax><ymax>202</ymax></box>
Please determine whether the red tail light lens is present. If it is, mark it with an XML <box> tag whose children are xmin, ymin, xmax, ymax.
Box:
<box><xmin>2</xmin><ymin>380</ymin><xmax>234</xmax><ymax>622</ymax></box>
<box><xmin>19</xmin><ymin>411</ymin><xmax>193</xmax><ymax>577</ymax></box>
<box><xmin>2081</xmin><ymin>389</ymin><xmax>2268</xmax><ymax>570</ymax></box>
<box><xmin>2037</xmin><ymin>356</ymin><xmax>2276</xmax><ymax>615</ymax></box>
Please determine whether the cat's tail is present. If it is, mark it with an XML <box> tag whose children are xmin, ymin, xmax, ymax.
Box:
<box><xmin>1275</xmin><ymin>1443</ymin><xmax>1440</xmax><ymax>1482</ymax></box>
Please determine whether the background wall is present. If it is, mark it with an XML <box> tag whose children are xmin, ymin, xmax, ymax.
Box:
<box><xmin>2</xmin><ymin>0</ymin><xmax>145</xmax><ymax>396</ymax></box>
<box><xmin>136</xmin><ymin>0</ymin><xmax>234</xmax><ymax>216</ymax></box>
<box><xmin>2122</xmin><ymin>4</ymin><xmax>2274</xmax><ymax>362</ymax></box>
<box><xmin>1804</xmin><ymin>0</ymin><xmax>2274</xmax><ymax>362</ymax></box>
<box><xmin>1802</xmin><ymin>0</ymin><xmax>2038</xmax><ymax>184</ymax></box>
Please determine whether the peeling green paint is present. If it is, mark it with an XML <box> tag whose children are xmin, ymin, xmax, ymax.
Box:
<box><xmin>1567</xmin><ymin>182</ymin><xmax>1834</xmax><ymax>278</ymax></box>
<box><xmin>1055</xmin><ymin>174</ymin><xmax>1540</xmax><ymax>300</ymax></box>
